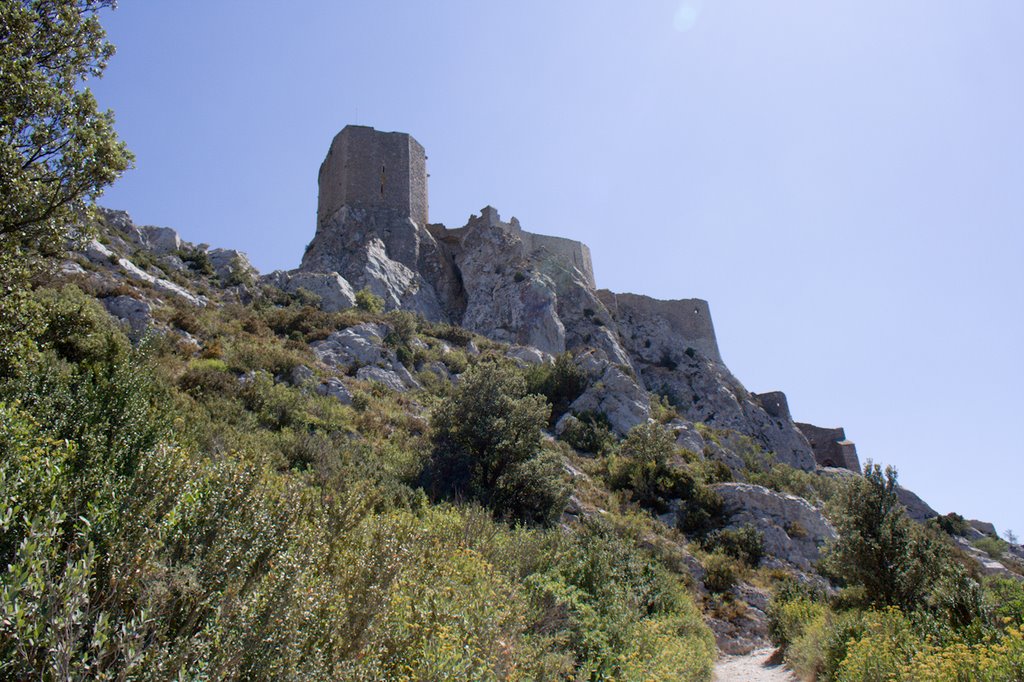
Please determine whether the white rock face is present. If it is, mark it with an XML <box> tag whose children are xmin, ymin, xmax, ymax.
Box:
<box><xmin>356</xmin><ymin>365</ymin><xmax>417</xmax><ymax>392</ymax></box>
<box><xmin>312</xmin><ymin>323</ymin><xmax>389</xmax><ymax>367</ymax></box>
<box><xmin>264</xmin><ymin>270</ymin><xmax>357</xmax><ymax>312</ymax></box>
<box><xmin>138</xmin><ymin>226</ymin><xmax>182</xmax><ymax>254</ymax></box>
<box><xmin>711</xmin><ymin>482</ymin><xmax>836</xmax><ymax>570</ymax></box>
<box><xmin>83</xmin><ymin>239</ymin><xmax>205</xmax><ymax>306</ymax></box>
<box><xmin>568</xmin><ymin>349</ymin><xmax>650</xmax><ymax>435</ymax></box>
<box><xmin>300</xmin><ymin>205</ymin><xmax>450</xmax><ymax>320</ymax></box>
<box><xmin>311</xmin><ymin>323</ymin><xmax>419</xmax><ymax>392</ymax></box>
<box><xmin>102</xmin><ymin>295</ymin><xmax>152</xmax><ymax>340</ymax></box>
<box><xmin>316</xmin><ymin>377</ymin><xmax>353</xmax><ymax>405</ymax></box>
<box><xmin>208</xmin><ymin>248</ymin><xmax>257</xmax><ymax>283</ymax></box>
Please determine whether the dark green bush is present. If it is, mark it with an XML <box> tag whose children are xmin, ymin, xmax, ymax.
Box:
<box><xmin>608</xmin><ymin>423</ymin><xmax>696</xmax><ymax>513</ymax></box>
<box><xmin>822</xmin><ymin>462</ymin><xmax>948</xmax><ymax>610</ymax></box>
<box><xmin>702</xmin><ymin>551</ymin><xmax>739</xmax><ymax>594</ymax></box>
<box><xmin>424</xmin><ymin>361</ymin><xmax>567</xmax><ymax>525</ymax></box>
<box><xmin>932</xmin><ymin>511</ymin><xmax>972</xmax><ymax>537</ymax></box>
<box><xmin>525</xmin><ymin>352</ymin><xmax>588</xmax><ymax>422</ymax></box>
<box><xmin>179</xmin><ymin>246</ymin><xmax>214</xmax><ymax>275</ymax></box>
<box><xmin>703</xmin><ymin>523</ymin><xmax>765</xmax><ymax>567</ymax></box>
<box><xmin>354</xmin><ymin>287</ymin><xmax>384</xmax><ymax>313</ymax></box>
<box><xmin>559</xmin><ymin>410</ymin><xmax>615</xmax><ymax>455</ymax></box>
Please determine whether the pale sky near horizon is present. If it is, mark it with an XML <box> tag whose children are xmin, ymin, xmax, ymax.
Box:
<box><xmin>92</xmin><ymin>2</ymin><xmax>1023</xmax><ymax>536</ymax></box>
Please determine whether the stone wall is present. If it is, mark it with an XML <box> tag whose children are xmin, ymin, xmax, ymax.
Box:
<box><xmin>521</xmin><ymin>232</ymin><xmax>596</xmax><ymax>289</ymax></box>
<box><xmin>795</xmin><ymin>422</ymin><xmax>861</xmax><ymax>472</ymax></box>
<box><xmin>317</xmin><ymin>125</ymin><xmax>428</xmax><ymax>228</ymax></box>
<box><xmin>599</xmin><ymin>291</ymin><xmax>722</xmax><ymax>363</ymax></box>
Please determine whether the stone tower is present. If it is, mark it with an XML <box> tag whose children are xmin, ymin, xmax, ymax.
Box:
<box><xmin>317</xmin><ymin>125</ymin><xmax>428</xmax><ymax>228</ymax></box>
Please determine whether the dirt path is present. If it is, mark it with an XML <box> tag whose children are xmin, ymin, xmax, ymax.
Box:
<box><xmin>713</xmin><ymin>647</ymin><xmax>799</xmax><ymax>682</ymax></box>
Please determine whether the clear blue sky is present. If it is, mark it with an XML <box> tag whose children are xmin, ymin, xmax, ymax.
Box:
<box><xmin>93</xmin><ymin>1</ymin><xmax>1024</xmax><ymax>536</ymax></box>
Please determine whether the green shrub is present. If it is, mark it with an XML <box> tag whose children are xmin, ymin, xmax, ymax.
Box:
<box><xmin>974</xmin><ymin>535</ymin><xmax>1010</xmax><ymax>560</ymax></box>
<box><xmin>559</xmin><ymin>411</ymin><xmax>615</xmax><ymax>455</ymax></box>
<box><xmin>528</xmin><ymin>517</ymin><xmax>716</xmax><ymax>677</ymax></box>
<box><xmin>822</xmin><ymin>462</ymin><xmax>948</xmax><ymax>609</ymax></box>
<box><xmin>933</xmin><ymin>512</ymin><xmax>972</xmax><ymax>537</ymax></box>
<box><xmin>178</xmin><ymin>246</ymin><xmax>214</xmax><ymax>275</ymax></box>
<box><xmin>834</xmin><ymin>608</ymin><xmax>918</xmax><ymax>682</ymax></box>
<box><xmin>608</xmin><ymin>422</ymin><xmax>692</xmax><ymax>512</ymax></box>
<box><xmin>702</xmin><ymin>550</ymin><xmax>739</xmax><ymax>594</ymax></box>
<box><xmin>525</xmin><ymin>352</ymin><xmax>588</xmax><ymax>422</ymax></box>
<box><xmin>703</xmin><ymin>523</ymin><xmax>765</xmax><ymax>567</ymax></box>
<box><xmin>354</xmin><ymin>287</ymin><xmax>384</xmax><ymax>313</ymax></box>
<box><xmin>986</xmin><ymin>576</ymin><xmax>1024</xmax><ymax>626</ymax></box>
<box><xmin>424</xmin><ymin>361</ymin><xmax>567</xmax><ymax>525</ymax></box>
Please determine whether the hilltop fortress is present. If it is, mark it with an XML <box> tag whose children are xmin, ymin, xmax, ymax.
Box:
<box><xmin>294</xmin><ymin>125</ymin><xmax>859</xmax><ymax>473</ymax></box>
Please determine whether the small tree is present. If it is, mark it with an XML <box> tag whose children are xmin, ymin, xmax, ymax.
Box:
<box><xmin>1</xmin><ymin>0</ymin><xmax>132</xmax><ymax>373</ymax></box>
<box><xmin>822</xmin><ymin>462</ymin><xmax>946</xmax><ymax>609</ymax></box>
<box><xmin>1</xmin><ymin>0</ymin><xmax>133</xmax><ymax>252</ymax></box>
<box><xmin>426</xmin><ymin>360</ymin><xmax>568</xmax><ymax>524</ymax></box>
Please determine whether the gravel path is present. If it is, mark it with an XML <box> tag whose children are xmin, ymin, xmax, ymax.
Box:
<box><xmin>713</xmin><ymin>647</ymin><xmax>799</xmax><ymax>681</ymax></box>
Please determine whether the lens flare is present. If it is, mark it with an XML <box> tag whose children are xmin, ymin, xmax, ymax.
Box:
<box><xmin>673</xmin><ymin>0</ymin><xmax>705</xmax><ymax>32</ymax></box>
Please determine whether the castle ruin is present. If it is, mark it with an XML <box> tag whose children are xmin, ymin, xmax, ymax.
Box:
<box><xmin>318</xmin><ymin>125</ymin><xmax>428</xmax><ymax>229</ymax></box>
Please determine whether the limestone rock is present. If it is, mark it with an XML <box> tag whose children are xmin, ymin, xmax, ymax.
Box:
<box><xmin>896</xmin><ymin>486</ymin><xmax>938</xmax><ymax>522</ymax></box>
<box><xmin>311</xmin><ymin>323</ymin><xmax>389</xmax><ymax>368</ymax></box>
<box><xmin>968</xmin><ymin>519</ymin><xmax>998</xmax><ymax>538</ymax></box>
<box><xmin>669</xmin><ymin>419</ymin><xmax>707</xmax><ymax>456</ymax></box>
<box><xmin>356</xmin><ymin>365</ymin><xmax>415</xmax><ymax>392</ymax></box>
<box><xmin>83</xmin><ymin>239</ymin><xmax>205</xmax><ymax>306</ymax></box>
<box><xmin>263</xmin><ymin>269</ymin><xmax>357</xmax><ymax>311</ymax></box>
<box><xmin>289</xmin><ymin>364</ymin><xmax>315</xmax><ymax>386</ymax></box>
<box><xmin>316</xmin><ymin>377</ymin><xmax>353</xmax><ymax>405</ymax></box>
<box><xmin>568</xmin><ymin>349</ymin><xmax>650</xmax><ymax>435</ymax></box>
<box><xmin>506</xmin><ymin>345</ymin><xmax>552</xmax><ymax>366</ymax></box>
<box><xmin>102</xmin><ymin>295</ymin><xmax>152</xmax><ymax>341</ymax></box>
<box><xmin>138</xmin><ymin>226</ymin><xmax>182</xmax><ymax>254</ymax></box>
<box><xmin>300</xmin><ymin>205</ymin><xmax>449</xmax><ymax>320</ymax></box>
<box><xmin>711</xmin><ymin>482</ymin><xmax>836</xmax><ymax>570</ymax></box>
<box><xmin>208</xmin><ymin>248</ymin><xmax>257</xmax><ymax>284</ymax></box>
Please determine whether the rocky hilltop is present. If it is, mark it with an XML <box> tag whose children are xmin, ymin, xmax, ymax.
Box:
<box><xmin>58</xmin><ymin>125</ymin><xmax>1022</xmax><ymax>656</ymax></box>
<box><xmin>285</xmin><ymin>125</ymin><xmax>832</xmax><ymax>472</ymax></box>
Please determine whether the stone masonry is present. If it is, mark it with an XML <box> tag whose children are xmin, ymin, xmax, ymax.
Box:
<box><xmin>795</xmin><ymin>423</ymin><xmax>861</xmax><ymax>472</ymax></box>
<box><xmin>318</xmin><ymin>125</ymin><xmax>428</xmax><ymax>229</ymax></box>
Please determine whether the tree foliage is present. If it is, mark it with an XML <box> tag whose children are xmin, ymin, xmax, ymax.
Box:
<box><xmin>1</xmin><ymin>0</ymin><xmax>132</xmax><ymax>250</ymax></box>
<box><xmin>1</xmin><ymin>0</ymin><xmax>132</xmax><ymax>373</ymax></box>
<box><xmin>426</xmin><ymin>360</ymin><xmax>568</xmax><ymax>524</ymax></box>
<box><xmin>823</xmin><ymin>462</ymin><xmax>947</xmax><ymax>609</ymax></box>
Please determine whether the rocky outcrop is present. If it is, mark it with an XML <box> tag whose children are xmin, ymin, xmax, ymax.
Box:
<box><xmin>711</xmin><ymin>483</ymin><xmax>836</xmax><ymax>570</ymax></box>
<box><xmin>605</xmin><ymin>306</ymin><xmax>816</xmax><ymax>471</ymax></box>
<box><xmin>262</xmin><ymin>269</ymin><xmax>356</xmax><ymax>311</ymax></box>
<box><xmin>895</xmin><ymin>486</ymin><xmax>938</xmax><ymax>522</ymax></box>
<box><xmin>300</xmin><ymin>205</ymin><xmax>451</xmax><ymax>320</ymax></box>
<box><xmin>567</xmin><ymin>349</ymin><xmax>651</xmax><ymax>435</ymax></box>
<box><xmin>102</xmin><ymin>295</ymin><xmax>152</xmax><ymax>340</ymax></box>
<box><xmin>310</xmin><ymin>322</ymin><xmax>420</xmax><ymax>392</ymax></box>
<box><xmin>208</xmin><ymin>248</ymin><xmax>256</xmax><ymax>284</ymax></box>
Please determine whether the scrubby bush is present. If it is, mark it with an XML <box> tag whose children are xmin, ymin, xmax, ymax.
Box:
<box><xmin>179</xmin><ymin>246</ymin><xmax>214</xmax><ymax>275</ymax></box>
<box><xmin>354</xmin><ymin>287</ymin><xmax>384</xmax><ymax>313</ymax></box>
<box><xmin>424</xmin><ymin>360</ymin><xmax>568</xmax><ymax>524</ymax></box>
<box><xmin>974</xmin><ymin>535</ymin><xmax>1010</xmax><ymax>560</ymax></box>
<box><xmin>702</xmin><ymin>550</ymin><xmax>740</xmax><ymax>594</ymax></box>
<box><xmin>559</xmin><ymin>410</ymin><xmax>615</xmax><ymax>455</ymax></box>
<box><xmin>703</xmin><ymin>523</ymin><xmax>765</xmax><ymax>567</ymax></box>
<box><xmin>933</xmin><ymin>511</ymin><xmax>972</xmax><ymax>537</ymax></box>
<box><xmin>608</xmin><ymin>422</ymin><xmax>692</xmax><ymax>513</ymax></box>
<box><xmin>833</xmin><ymin>607</ymin><xmax>919</xmax><ymax>682</ymax></box>
<box><xmin>822</xmin><ymin>462</ymin><xmax>947</xmax><ymax>610</ymax></box>
<box><xmin>525</xmin><ymin>352</ymin><xmax>588</xmax><ymax>422</ymax></box>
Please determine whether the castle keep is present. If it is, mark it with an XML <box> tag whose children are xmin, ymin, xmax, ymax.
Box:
<box><xmin>318</xmin><ymin>125</ymin><xmax>428</xmax><ymax>228</ymax></box>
